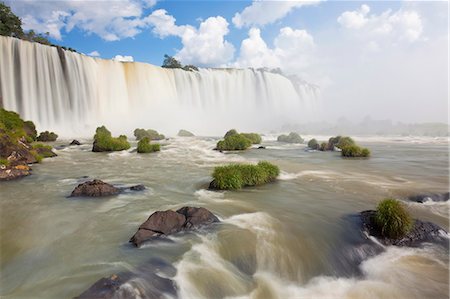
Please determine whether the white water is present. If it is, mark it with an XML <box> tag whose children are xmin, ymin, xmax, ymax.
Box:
<box><xmin>0</xmin><ymin>36</ymin><xmax>319</xmax><ymax>137</ymax></box>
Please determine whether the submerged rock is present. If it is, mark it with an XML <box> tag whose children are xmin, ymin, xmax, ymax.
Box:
<box><xmin>70</xmin><ymin>179</ymin><xmax>120</xmax><ymax>197</ymax></box>
<box><xmin>70</xmin><ymin>139</ymin><xmax>81</xmax><ymax>146</ymax></box>
<box><xmin>408</xmin><ymin>192</ymin><xmax>449</xmax><ymax>203</ymax></box>
<box><xmin>130</xmin><ymin>207</ymin><xmax>220</xmax><ymax>247</ymax></box>
<box><xmin>257</xmin><ymin>146</ymin><xmax>266</xmax><ymax>149</ymax></box>
<box><xmin>360</xmin><ymin>210</ymin><xmax>448</xmax><ymax>247</ymax></box>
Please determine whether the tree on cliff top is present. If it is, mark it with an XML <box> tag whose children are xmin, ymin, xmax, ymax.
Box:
<box><xmin>162</xmin><ymin>54</ymin><xmax>198</xmax><ymax>71</ymax></box>
<box><xmin>0</xmin><ymin>2</ymin><xmax>23</xmax><ymax>37</ymax></box>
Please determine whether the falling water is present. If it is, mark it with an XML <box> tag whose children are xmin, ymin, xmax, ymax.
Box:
<box><xmin>0</xmin><ymin>36</ymin><xmax>319</xmax><ymax>137</ymax></box>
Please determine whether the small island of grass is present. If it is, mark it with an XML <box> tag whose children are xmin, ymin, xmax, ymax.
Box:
<box><xmin>137</xmin><ymin>137</ymin><xmax>160</xmax><ymax>153</ymax></box>
<box><xmin>374</xmin><ymin>198</ymin><xmax>413</xmax><ymax>239</ymax></box>
<box><xmin>92</xmin><ymin>126</ymin><xmax>130</xmax><ymax>152</ymax></box>
<box><xmin>277</xmin><ymin>132</ymin><xmax>303</xmax><ymax>143</ymax></box>
<box><xmin>37</xmin><ymin>131</ymin><xmax>58</xmax><ymax>142</ymax></box>
<box><xmin>134</xmin><ymin>128</ymin><xmax>165</xmax><ymax>141</ymax></box>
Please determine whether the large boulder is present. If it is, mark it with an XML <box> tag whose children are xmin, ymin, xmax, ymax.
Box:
<box><xmin>130</xmin><ymin>207</ymin><xmax>219</xmax><ymax>247</ymax></box>
<box><xmin>70</xmin><ymin>179</ymin><xmax>120</xmax><ymax>197</ymax></box>
<box><xmin>360</xmin><ymin>210</ymin><xmax>448</xmax><ymax>247</ymax></box>
<box><xmin>70</xmin><ymin>139</ymin><xmax>81</xmax><ymax>146</ymax></box>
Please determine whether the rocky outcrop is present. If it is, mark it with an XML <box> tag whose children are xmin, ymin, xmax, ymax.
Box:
<box><xmin>0</xmin><ymin>164</ymin><xmax>31</xmax><ymax>181</ymax></box>
<box><xmin>408</xmin><ymin>192</ymin><xmax>449</xmax><ymax>203</ymax></box>
<box><xmin>35</xmin><ymin>146</ymin><xmax>57</xmax><ymax>158</ymax></box>
<box><xmin>177</xmin><ymin>129</ymin><xmax>195</xmax><ymax>137</ymax></box>
<box><xmin>70</xmin><ymin>180</ymin><xmax>146</xmax><ymax>197</ymax></box>
<box><xmin>360</xmin><ymin>210</ymin><xmax>448</xmax><ymax>247</ymax></box>
<box><xmin>130</xmin><ymin>207</ymin><xmax>220</xmax><ymax>247</ymax></box>
<box><xmin>0</xmin><ymin>134</ymin><xmax>37</xmax><ymax>165</ymax></box>
<box><xmin>70</xmin><ymin>139</ymin><xmax>81</xmax><ymax>146</ymax></box>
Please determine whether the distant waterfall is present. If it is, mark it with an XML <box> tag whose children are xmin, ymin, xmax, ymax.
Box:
<box><xmin>0</xmin><ymin>36</ymin><xmax>320</xmax><ymax>137</ymax></box>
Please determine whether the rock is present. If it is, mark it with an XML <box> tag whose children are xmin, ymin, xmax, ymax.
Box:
<box><xmin>257</xmin><ymin>146</ymin><xmax>266</xmax><ymax>149</ymax></box>
<box><xmin>70</xmin><ymin>179</ymin><xmax>120</xmax><ymax>197</ymax></box>
<box><xmin>35</xmin><ymin>147</ymin><xmax>57</xmax><ymax>158</ymax></box>
<box><xmin>129</xmin><ymin>184</ymin><xmax>146</xmax><ymax>191</ymax></box>
<box><xmin>208</xmin><ymin>179</ymin><xmax>219</xmax><ymax>190</ymax></box>
<box><xmin>76</xmin><ymin>258</ymin><xmax>177</xmax><ymax>299</ymax></box>
<box><xmin>177</xmin><ymin>129</ymin><xmax>195</xmax><ymax>137</ymax></box>
<box><xmin>130</xmin><ymin>207</ymin><xmax>219</xmax><ymax>247</ymax></box>
<box><xmin>0</xmin><ymin>165</ymin><xmax>31</xmax><ymax>181</ymax></box>
<box><xmin>408</xmin><ymin>192</ymin><xmax>449</xmax><ymax>203</ymax></box>
<box><xmin>0</xmin><ymin>132</ymin><xmax>37</xmax><ymax>165</ymax></box>
<box><xmin>360</xmin><ymin>210</ymin><xmax>448</xmax><ymax>247</ymax></box>
<box><xmin>70</xmin><ymin>139</ymin><xmax>81</xmax><ymax>146</ymax></box>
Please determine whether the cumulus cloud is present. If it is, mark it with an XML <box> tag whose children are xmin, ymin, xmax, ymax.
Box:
<box><xmin>232</xmin><ymin>0</ymin><xmax>320</xmax><ymax>28</ymax></box>
<box><xmin>337</xmin><ymin>4</ymin><xmax>424</xmax><ymax>44</ymax></box>
<box><xmin>88</xmin><ymin>51</ymin><xmax>100</xmax><ymax>57</ymax></box>
<box><xmin>146</xmin><ymin>10</ymin><xmax>234</xmax><ymax>66</ymax></box>
<box><xmin>9</xmin><ymin>0</ymin><xmax>157</xmax><ymax>41</ymax></box>
<box><xmin>113</xmin><ymin>55</ymin><xmax>134</xmax><ymax>62</ymax></box>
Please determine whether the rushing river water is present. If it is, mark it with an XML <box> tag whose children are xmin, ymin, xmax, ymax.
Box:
<box><xmin>0</xmin><ymin>135</ymin><xmax>449</xmax><ymax>299</ymax></box>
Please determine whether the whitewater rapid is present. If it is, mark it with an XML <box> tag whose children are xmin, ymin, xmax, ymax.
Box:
<box><xmin>0</xmin><ymin>36</ymin><xmax>319</xmax><ymax>137</ymax></box>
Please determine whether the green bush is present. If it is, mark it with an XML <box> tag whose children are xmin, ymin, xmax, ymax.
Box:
<box><xmin>375</xmin><ymin>198</ymin><xmax>413</xmax><ymax>239</ymax></box>
<box><xmin>212</xmin><ymin>161</ymin><xmax>280</xmax><ymax>190</ymax></box>
<box><xmin>336</xmin><ymin>136</ymin><xmax>355</xmax><ymax>149</ymax></box>
<box><xmin>137</xmin><ymin>137</ymin><xmax>160</xmax><ymax>153</ymax></box>
<box><xmin>0</xmin><ymin>108</ymin><xmax>25</xmax><ymax>138</ymax></box>
<box><xmin>277</xmin><ymin>132</ymin><xmax>303</xmax><ymax>143</ymax></box>
<box><xmin>133</xmin><ymin>128</ymin><xmax>165</xmax><ymax>140</ymax></box>
<box><xmin>307</xmin><ymin>138</ymin><xmax>320</xmax><ymax>150</ymax></box>
<box><xmin>37</xmin><ymin>131</ymin><xmax>58</xmax><ymax>142</ymax></box>
<box><xmin>224</xmin><ymin>129</ymin><xmax>238</xmax><ymax>138</ymax></box>
<box><xmin>92</xmin><ymin>126</ymin><xmax>130</xmax><ymax>152</ymax></box>
<box><xmin>216</xmin><ymin>134</ymin><xmax>252</xmax><ymax>151</ymax></box>
<box><xmin>241</xmin><ymin>133</ymin><xmax>262</xmax><ymax>144</ymax></box>
<box><xmin>320</xmin><ymin>142</ymin><xmax>328</xmax><ymax>151</ymax></box>
<box><xmin>177</xmin><ymin>129</ymin><xmax>195</xmax><ymax>137</ymax></box>
<box><xmin>341</xmin><ymin>145</ymin><xmax>370</xmax><ymax>157</ymax></box>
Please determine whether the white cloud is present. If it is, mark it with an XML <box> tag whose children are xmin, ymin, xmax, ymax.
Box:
<box><xmin>113</xmin><ymin>55</ymin><xmax>134</xmax><ymax>62</ymax></box>
<box><xmin>88</xmin><ymin>51</ymin><xmax>100</xmax><ymax>57</ymax></box>
<box><xmin>232</xmin><ymin>0</ymin><xmax>320</xmax><ymax>28</ymax></box>
<box><xmin>337</xmin><ymin>4</ymin><xmax>423</xmax><ymax>44</ymax></box>
<box><xmin>10</xmin><ymin>0</ymin><xmax>157</xmax><ymax>41</ymax></box>
<box><xmin>146</xmin><ymin>10</ymin><xmax>234</xmax><ymax>67</ymax></box>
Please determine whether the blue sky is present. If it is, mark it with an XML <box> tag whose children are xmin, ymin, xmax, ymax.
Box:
<box><xmin>5</xmin><ymin>0</ymin><xmax>449</xmax><ymax>123</ymax></box>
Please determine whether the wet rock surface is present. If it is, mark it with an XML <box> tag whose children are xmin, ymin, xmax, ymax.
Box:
<box><xmin>130</xmin><ymin>207</ymin><xmax>220</xmax><ymax>247</ymax></box>
<box><xmin>408</xmin><ymin>192</ymin><xmax>449</xmax><ymax>203</ymax></box>
<box><xmin>70</xmin><ymin>139</ymin><xmax>81</xmax><ymax>145</ymax></box>
<box><xmin>70</xmin><ymin>180</ymin><xmax>146</xmax><ymax>197</ymax></box>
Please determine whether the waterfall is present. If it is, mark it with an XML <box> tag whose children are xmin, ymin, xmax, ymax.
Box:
<box><xmin>0</xmin><ymin>36</ymin><xmax>320</xmax><ymax>137</ymax></box>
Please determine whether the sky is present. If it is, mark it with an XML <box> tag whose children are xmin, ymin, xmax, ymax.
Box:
<box><xmin>6</xmin><ymin>0</ymin><xmax>449</xmax><ymax>124</ymax></box>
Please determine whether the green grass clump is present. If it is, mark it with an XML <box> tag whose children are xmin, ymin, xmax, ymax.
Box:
<box><xmin>224</xmin><ymin>129</ymin><xmax>238</xmax><ymax>138</ymax></box>
<box><xmin>216</xmin><ymin>134</ymin><xmax>252</xmax><ymax>151</ymax></box>
<box><xmin>137</xmin><ymin>137</ymin><xmax>161</xmax><ymax>153</ymax></box>
<box><xmin>134</xmin><ymin>128</ymin><xmax>165</xmax><ymax>140</ymax></box>
<box><xmin>307</xmin><ymin>138</ymin><xmax>320</xmax><ymax>150</ymax></box>
<box><xmin>37</xmin><ymin>131</ymin><xmax>58</xmax><ymax>142</ymax></box>
<box><xmin>23</xmin><ymin>120</ymin><xmax>37</xmax><ymax>141</ymax></box>
<box><xmin>0</xmin><ymin>158</ymin><xmax>9</xmax><ymax>167</ymax></box>
<box><xmin>241</xmin><ymin>133</ymin><xmax>262</xmax><ymax>144</ymax></box>
<box><xmin>93</xmin><ymin>126</ymin><xmax>130</xmax><ymax>152</ymax></box>
<box><xmin>0</xmin><ymin>108</ymin><xmax>26</xmax><ymax>139</ymax></box>
<box><xmin>277</xmin><ymin>132</ymin><xmax>303</xmax><ymax>143</ymax></box>
<box><xmin>30</xmin><ymin>150</ymin><xmax>43</xmax><ymax>163</ymax></box>
<box><xmin>341</xmin><ymin>145</ymin><xmax>370</xmax><ymax>157</ymax></box>
<box><xmin>212</xmin><ymin>161</ymin><xmax>280</xmax><ymax>190</ymax></box>
<box><xmin>375</xmin><ymin>198</ymin><xmax>413</xmax><ymax>239</ymax></box>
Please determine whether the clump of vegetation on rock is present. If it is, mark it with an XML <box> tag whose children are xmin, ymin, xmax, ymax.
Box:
<box><xmin>23</xmin><ymin>121</ymin><xmax>37</xmax><ymax>141</ymax></box>
<box><xmin>137</xmin><ymin>137</ymin><xmax>160</xmax><ymax>153</ymax></box>
<box><xmin>177</xmin><ymin>129</ymin><xmax>195</xmax><ymax>137</ymax></box>
<box><xmin>375</xmin><ymin>198</ymin><xmax>413</xmax><ymax>239</ymax></box>
<box><xmin>37</xmin><ymin>131</ymin><xmax>58</xmax><ymax>142</ymax></box>
<box><xmin>341</xmin><ymin>144</ymin><xmax>370</xmax><ymax>157</ymax></box>
<box><xmin>277</xmin><ymin>132</ymin><xmax>303</xmax><ymax>143</ymax></box>
<box><xmin>241</xmin><ymin>133</ymin><xmax>262</xmax><ymax>144</ymax></box>
<box><xmin>210</xmin><ymin>161</ymin><xmax>280</xmax><ymax>190</ymax></box>
<box><xmin>224</xmin><ymin>129</ymin><xmax>238</xmax><ymax>138</ymax></box>
<box><xmin>92</xmin><ymin>126</ymin><xmax>130</xmax><ymax>152</ymax></box>
<box><xmin>33</xmin><ymin>143</ymin><xmax>56</xmax><ymax>158</ymax></box>
<box><xmin>216</xmin><ymin>134</ymin><xmax>252</xmax><ymax>151</ymax></box>
<box><xmin>162</xmin><ymin>54</ymin><xmax>198</xmax><ymax>71</ymax></box>
<box><xmin>307</xmin><ymin>138</ymin><xmax>320</xmax><ymax>150</ymax></box>
<box><xmin>133</xmin><ymin>128</ymin><xmax>165</xmax><ymax>141</ymax></box>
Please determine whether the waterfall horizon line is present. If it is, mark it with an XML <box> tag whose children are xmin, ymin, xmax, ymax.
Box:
<box><xmin>0</xmin><ymin>36</ymin><xmax>320</xmax><ymax>138</ymax></box>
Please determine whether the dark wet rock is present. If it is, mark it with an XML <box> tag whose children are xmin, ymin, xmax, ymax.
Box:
<box><xmin>360</xmin><ymin>210</ymin><xmax>448</xmax><ymax>247</ymax></box>
<box><xmin>0</xmin><ymin>164</ymin><xmax>31</xmax><ymax>181</ymax></box>
<box><xmin>130</xmin><ymin>207</ymin><xmax>220</xmax><ymax>247</ymax></box>
<box><xmin>76</xmin><ymin>258</ymin><xmax>177</xmax><ymax>299</ymax></box>
<box><xmin>208</xmin><ymin>179</ymin><xmax>219</xmax><ymax>190</ymax></box>
<box><xmin>257</xmin><ymin>146</ymin><xmax>266</xmax><ymax>149</ymax></box>
<box><xmin>408</xmin><ymin>192</ymin><xmax>449</xmax><ymax>203</ymax></box>
<box><xmin>70</xmin><ymin>139</ymin><xmax>81</xmax><ymax>146</ymax></box>
<box><xmin>70</xmin><ymin>179</ymin><xmax>120</xmax><ymax>197</ymax></box>
<box><xmin>129</xmin><ymin>184</ymin><xmax>146</xmax><ymax>191</ymax></box>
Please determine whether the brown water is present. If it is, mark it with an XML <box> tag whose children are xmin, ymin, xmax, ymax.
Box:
<box><xmin>0</xmin><ymin>135</ymin><xmax>449</xmax><ymax>298</ymax></box>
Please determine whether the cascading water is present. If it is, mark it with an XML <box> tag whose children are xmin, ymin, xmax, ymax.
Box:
<box><xmin>0</xmin><ymin>36</ymin><xmax>320</xmax><ymax>137</ymax></box>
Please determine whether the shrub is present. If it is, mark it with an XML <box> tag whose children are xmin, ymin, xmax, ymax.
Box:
<box><xmin>178</xmin><ymin>129</ymin><xmax>195</xmax><ymax>137</ymax></box>
<box><xmin>336</xmin><ymin>136</ymin><xmax>355</xmax><ymax>149</ymax></box>
<box><xmin>0</xmin><ymin>108</ymin><xmax>25</xmax><ymax>138</ymax></box>
<box><xmin>241</xmin><ymin>133</ymin><xmax>262</xmax><ymax>144</ymax></box>
<box><xmin>375</xmin><ymin>198</ymin><xmax>413</xmax><ymax>239</ymax></box>
<box><xmin>92</xmin><ymin>126</ymin><xmax>130</xmax><ymax>152</ymax></box>
<box><xmin>277</xmin><ymin>132</ymin><xmax>303</xmax><ymax>143</ymax></box>
<box><xmin>216</xmin><ymin>134</ymin><xmax>252</xmax><ymax>151</ymax></box>
<box><xmin>341</xmin><ymin>145</ymin><xmax>370</xmax><ymax>157</ymax></box>
<box><xmin>307</xmin><ymin>138</ymin><xmax>320</xmax><ymax>150</ymax></box>
<box><xmin>134</xmin><ymin>128</ymin><xmax>165</xmax><ymax>141</ymax></box>
<box><xmin>320</xmin><ymin>142</ymin><xmax>328</xmax><ymax>151</ymax></box>
<box><xmin>23</xmin><ymin>120</ymin><xmax>37</xmax><ymax>140</ymax></box>
<box><xmin>37</xmin><ymin>131</ymin><xmax>58</xmax><ymax>142</ymax></box>
<box><xmin>212</xmin><ymin>161</ymin><xmax>280</xmax><ymax>190</ymax></box>
<box><xmin>224</xmin><ymin>129</ymin><xmax>238</xmax><ymax>138</ymax></box>
<box><xmin>137</xmin><ymin>137</ymin><xmax>160</xmax><ymax>153</ymax></box>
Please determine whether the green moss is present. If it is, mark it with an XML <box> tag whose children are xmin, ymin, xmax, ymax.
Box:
<box><xmin>277</xmin><ymin>132</ymin><xmax>303</xmax><ymax>143</ymax></box>
<box><xmin>37</xmin><ymin>131</ymin><xmax>58</xmax><ymax>142</ymax></box>
<box><xmin>93</xmin><ymin>126</ymin><xmax>130</xmax><ymax>152</ymax></box>
<box><xmin>241</xmin><ymin>133</ymin><xmax>262</xmax><ymax>144</ymax></box>
<box><xmin>30</xmin><ymin>150</ymin><xmax>43</xmax><ymax>163</ymax></box>
<box><xmin>224</xmin><ymin>129</ymin><xmax>238</xmax><ymax>138</ymax></box>
<box><xmin>0</xmin><ymin>158</ymin><xmax>9</xmax><ymax>166</ymax></box>
<box><xmin>23</xmin><ymin>120</ymin><xmax>37</xmax><ymax>140</ymax></box>
<box><xmin>212</xmin><ymin>161</ymin><xmax>280</xmax><ymax>190</ymax></box>
<box><xmin>0</xmin><ymin>108</ymin><xmax>26</xmax><ymax>138</ymax></box>
<box><xmin>341</xmin><ymin>145</ymin><xmax>370</xmax><ymax>157</ymax></box>
<box><xmin>375</xmin><ymin>198</ymin><xmax>413</xmax><ymax>239</ymax></box>
<box><xmin>307</xmin><ymin>138</ymin><xmax>320</xmax><ymax>150</ymax></box>
<box><xmin>137</xmin><ymin>137</ymin><xmax>161</xmax><ymax>153</ymax></box>
<box><xmin>216</xmin><ymin>134</ymin><xmax>252</xmax><ymax>151</ymax></box>
<box><xmin>134</xmin><ymin>128</ymin><xmax>165</xmax><ymax>140</ymax></box>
